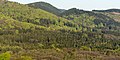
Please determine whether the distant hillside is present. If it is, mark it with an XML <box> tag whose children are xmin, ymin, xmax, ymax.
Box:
<box><xmin>92</xmin><ymin>9</ymin><xmax>120</xmax><ymax>13</ymax></box>
<box><xmin>61</xmin><ymin>8</ymin><xmax>114</xmax><ymax>26</ymax></box>
<box><xmin>1</xmin><ymin>1</ymin><xmax>119</xmax><ymax>33</ymax></box>
<box><xmin>0</xmin><ymin>1</ymin><xmax>79</xmax><ymax>32</ymax></box>
<box><xmin>61</xmin><ymin>8</ymin><xmax>120</xmax><ymax>34</ymax></box>
<box><xmin>60</xmin><ymin>8</ymin><xmax>85</xmax><ymax>15</ymax></box>
<box><xmin>92</xmin><ymin>9</ymin><xmax>120</xmax><ymax>22</ymax></box>
<box><xmin>28</xmin><ymin>2</ymin><xmax>65</xmax><ymax>15</ymax></box>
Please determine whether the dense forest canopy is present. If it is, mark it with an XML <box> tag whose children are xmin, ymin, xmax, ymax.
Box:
<box><xmin>0</xmin><ymin>1</ymin><xmax>120</xmax><ymax>60</ymax></box>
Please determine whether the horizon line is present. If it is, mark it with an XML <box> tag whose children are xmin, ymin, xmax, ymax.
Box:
<box><xmin>8</xmin><ymin>0</ymin><xmax>120</xmax><ymax>11</ymax></box>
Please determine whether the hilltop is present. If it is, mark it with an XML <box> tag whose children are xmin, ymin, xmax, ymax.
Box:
<box><xmin>28</xmin><ymin>2</ymin><xmax>65</xmax><ymax>15</ymax></box>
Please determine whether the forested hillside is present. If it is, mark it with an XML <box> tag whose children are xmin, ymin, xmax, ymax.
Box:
<box><xmin>0</xmin><ymin>1</ymin><xmax>120</xmax><ymax>60</ymax></box>
<box><xmin>61</xmin><ymin>8</ymin><xmax>120</xmax><ymax>35</ymax></box>
<box><xmin>93</xmin><ymin>9</ymin><xmax>120</xmax><ymax>22</ymax></box>
<box><xmin>0</xmin><ymin>1</ymin><xmax>83</xmax><ymax>32</ymax></box>
<box><xmin>28</xmin><ymin>2</ymin><xmax>120</xmax><ymax>34</ymax></box>
<box><xmin>93</xmin><ymin>9</ymin><xmax>120</xmax><ymax>13</ymax></box>
<box><xmin>28</xmin><ymin>2</ymin><xmax>65</xmax><ymax>15</ymax></box>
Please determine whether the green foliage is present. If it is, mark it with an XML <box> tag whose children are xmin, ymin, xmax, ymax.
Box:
<box><xmin>28</xmin><ymin>2</ymin><xmax>64</xmax><ymax>15</ymax></box>
<box><xmin>38</xmin><ymin>43</ymin><xmax>44</xmax><ymax>48</ymax></box>
<box><xmin>82</xmin><ymin>33</ymin><xmax>88</xmax><ymax>38</ymax></box>
<box><xmin>0</xmin><ymin>1</ymin><xmax>119</xmax><ymax>60</ymax></box>
<box><xmin>0</xmin><ymin>1</ymin><xmax>80</xmax><ymax>32</ymax></box>
<box><xmin>20</xmin><ymin>56</ymin><xmax>32</xmax><ymax>60</ymax></box>
<box><xmin>80</xmin><ymin>46</ymin><xmax>91</xmax><ymax>51</ymax></box>
<box><xmin>0</xmin><ymin>52</ymin><xmax>11</xmax><ymax>60</ymax></box>
<box><xmin>15</xmin><ymin>30</ymin><xmax>19</xmax><ymax>34</ymax></box>
<box><xmin>61</xmin><ymin>8</ymin><xmax>120</xmax><ymax>33</ymax></box>
<box><xmin>0</xmin><ymin>45</ymin><xmax>23</xmax><ymax>52</ymax></box>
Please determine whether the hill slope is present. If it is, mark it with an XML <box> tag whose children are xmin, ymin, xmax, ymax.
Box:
<box><xmin>0</xmin><ymin>1</ymin><xmax>120</xmax><ymax>60</ymax></box>
<box><xmin>0</xmin><ymin>1</ymin><xmax>80</xmax><ymax>31</ymax></box>
<box><xmin>27</xmin><ymin>3</ymin><xmax>120</xmax><ymax>34</ymax></box>
<box><xmin>60</xmin><ymin>8</ymin><xmax>120</xmax><ymax>34</ymax></box>
<box><xmin>93</xmin><ymin>9</ymin><xmax>120</xmax><ymax>13</ymax></box>
<box><xmin>28</xmin><ymin>2</ymin><xmax>65</xmax><ymax>15</ymax></box>
<box><xmin>93</xmin><ymin>9</ymin><xmax>120</xmax><ymax>22</ymax></box>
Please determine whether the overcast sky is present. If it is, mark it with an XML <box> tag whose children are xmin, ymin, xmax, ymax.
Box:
<box><xmin>9</xmin><ymin>0</ymin><xmax>120</xmax><ymax>11</ymax></box>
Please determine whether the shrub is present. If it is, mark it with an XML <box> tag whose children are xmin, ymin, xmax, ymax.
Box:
<box><xmin>21</xmin><ymin>56</ymin><xmax>32</xmax><ymax>60</ymax></box>
<box><xmin>80</xmin><ymin>46</ymin><xmax>91</xmax><ymax>51</ymax></box>
<box><xmin>0</xmin><ymin>52</ymin><xmax>11</xmax><ymax>60</ymax></box>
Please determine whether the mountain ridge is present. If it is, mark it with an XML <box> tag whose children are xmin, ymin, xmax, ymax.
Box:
<box><xmin>92</xmin><ymin>9</ymin><xmax>120</xmax><ymax>13</ymax></box>
<box><xmin>27</xmin><ymin>2</ymin><xmax>65</xmax><ymax>15</ymax></box>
